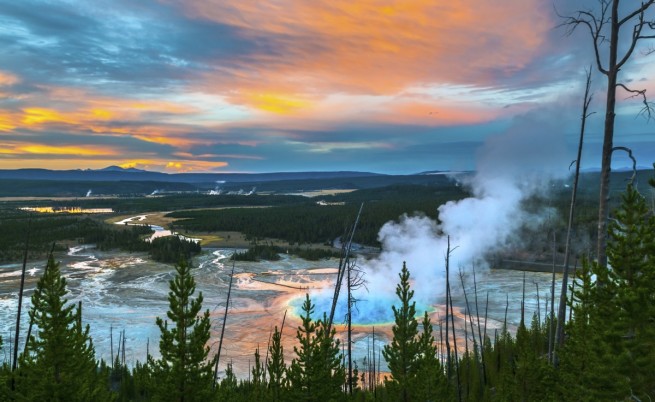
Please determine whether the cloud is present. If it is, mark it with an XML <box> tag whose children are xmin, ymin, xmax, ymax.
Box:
<box><xmin>0</xmin><ymin>0</ymin><xmax>650</xmax><ymax>172</ymax></box>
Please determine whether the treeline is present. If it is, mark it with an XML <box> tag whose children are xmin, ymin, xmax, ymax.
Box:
<box><xmin>46</xmin><ymin>193</ymin><xmax>307</xmax><ymax>213</ymax></box>
<box><xmin>0</xmin><ymin>210</ymin><xmax>200</xmax><ymax>264</ymax></box>
<box><xmin>149</xmin><ymin>236</ymin><xmax>201</xmax><ymax>263</ymax></box>
<box><xmin>169</xmin><ymin>185</ymin><xmax>464</xmax><ymax>247</ymax></box>
<box><xmin>231</xmin><ymin>244</ymin><xmax>342</xmax><ymax>262</ymax></box>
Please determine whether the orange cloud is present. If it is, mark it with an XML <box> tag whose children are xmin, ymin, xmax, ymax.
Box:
<box><xmin>0</xmin><ymin>113</ymin><xmax>18</xmax><ymax>131</ymax></box>
<box><xmin>246</xmin><ymin>93</ymin><xmax>310</xmax><ymax>114</ymax></box>
<box><xmin>17</xmin><ymin>144</ymin><xmax>118</xmax><ymax>156</ymax></box>
<box><xmin>164</xmin><ymin>160</ymin><xmax>229</xmax><ymax>172</ymax></box>
<box><xmin>0</xmin><ymin>71</ymin><xmax>19</xmax><ymax>86</ymax></box>
<box><xmin>181</xmin><ymin>0</ymin><xmax>552</xmax><ymax>97</ymax></box>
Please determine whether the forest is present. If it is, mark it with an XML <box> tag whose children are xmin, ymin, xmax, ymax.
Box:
<box><xmin>0</xmin><ymin>180</ymin><xmax>653</xmax><ymax>401</ymax></box>
<box><xmin>0</xmin><ymin>213</ymin><xmax>200</xmax><ymax>265</ymax></box>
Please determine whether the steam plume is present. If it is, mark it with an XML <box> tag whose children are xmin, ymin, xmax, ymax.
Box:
<box><xmin>356</xmin><ymin>109</ymin><xmax>572</xmax><ymax>311</ymax></box>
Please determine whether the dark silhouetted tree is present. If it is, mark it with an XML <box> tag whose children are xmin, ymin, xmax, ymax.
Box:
<box><xmin>382</xmin><ymin>262</ymin><xmax>420</xmax><ymax>402</ymax></box>
<box><xmin>149</xmin><ymin>259</ymin><xmax>216</xmax><ymax>402</ymax></box>
<box><xmin>17</xmin><ymin>255</ymin><xmax>111</xmax><ymax>401</ymax></box>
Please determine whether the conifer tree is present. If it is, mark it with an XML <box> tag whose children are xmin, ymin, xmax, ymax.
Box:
<box><xmin>149</xmin><ymin>259</ymin><xmax>215</xmax><ymax>402</ymax></box>
<box><xmin>415</xmin><ymin>311</ymin><xmax>447</xmax><ymax>401</ymax></box>
<box><xmin>382</xmin><ymin>262</ymin><xmax>420</xmax><ymax>402</ymax></box>
<box><xmin>560</xmin><ymin>184</ymin><xmax>655</xmax><ymax>400</ymax></box>
<box><xmin>267</xmin><ymin>325</ymin><xmax>287</xmax><ymax>401</ymax></box>
<box><xmin>250</xmin><ymin>346</ymin><xmax>266</xmax><ymax>399</ymax></box>
<box><xmin>16</xmin><ymin>255</ymin><xmax>111</xmax><ymax>401</ymax></box>
<box><xmin>287</xmin><ymin>295</ymin><xmax>345</xmax><ymax>401</ymax></box>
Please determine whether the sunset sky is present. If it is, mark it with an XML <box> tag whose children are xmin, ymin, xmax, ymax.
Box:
<box><xmin>0</xmin><ymin>0</ymin><xmax>653</xmax><ymax>173</ymax></box>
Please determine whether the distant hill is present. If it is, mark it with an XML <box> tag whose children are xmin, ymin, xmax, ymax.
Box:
<box><xmin>96</xmin><ymin>165</ymin><xmax>147</xmax><ymax>173</ymax></box>
<box><xmin>0</xmin><ymin>167</ymin><xmax>384</xmax><ymax>184</ymax></box>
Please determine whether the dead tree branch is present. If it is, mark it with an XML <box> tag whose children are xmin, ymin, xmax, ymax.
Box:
<box><xmin>612</xmin><ymin>146</ymin><xmax>637</xmax><ymax>184</ymax></box>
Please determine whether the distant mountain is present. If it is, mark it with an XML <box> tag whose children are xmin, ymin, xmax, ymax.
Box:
<box><xmin>0</xmin><ymin>168</ymin><xmax>384</xmax><ymax>184</ymax></box>
<box><xmin>96</xmin><ymin>165</ymin><xmax>146</xmax><ymax>173</ymax></box>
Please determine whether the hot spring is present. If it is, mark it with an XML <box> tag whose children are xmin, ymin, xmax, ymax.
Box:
<box><xmin>288</xmin><ymin>291</ymin><xmax>434</xmax><ymax>326</ymax></box>
<box><xmin>0</xmin><ymin>245</ymin><xmax>561</xmax><ymax>378</ymax></box>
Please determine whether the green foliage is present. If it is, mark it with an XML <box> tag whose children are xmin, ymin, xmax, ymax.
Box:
<box><xmin>149</xmin><ymin>235</ymin><xmax>201</xmax><ymax>263</ymax></box>
<box><xmin>231</xmin><ymin>244</ymin><xmax>283</xmax><ymax>262</ymax></box>
<box><xmin>414</xmin><ymin>311</ymin><xmax>448</xmax><ymax>401</ymax></box>
<box><xmin>231</xmin><ymin>243</ymin><xmax>342</xmax><ymax>262</ymax></box>
<box><xmin>16</xmin><ymin>255</ymin><xmax>112</xmax><ymax>401</ymax></box>
<box><xmin>148</xmin><ymin>259</ymin><xmax>216</xmax><ymax>402</ymax></box>
<box><xmin>559</xmin><ymin>184</ymin><xmax>655</xmax><ymax>401</ymax></box>
<box><xmin>267</xmin><ymin>325</ymin><xmax>287</xmax><ymax>401</ymax></box>
<box><xmin>382</xmin><ymin>262</ymin><xmax>420</xmax><ymax>402</ymax></box>
<box><xmin>169</xmin><ymin>184</ymin><xmax>464</xmax><ymax>247</ymax></box>
<box><xmin>287</xmin><ymin>294</ymin><xmax>346</xmax><ymax>401</ymax></box>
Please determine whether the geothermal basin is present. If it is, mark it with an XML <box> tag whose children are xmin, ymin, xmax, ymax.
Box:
<box><xmin>0</xmin><ymin>246</ymin><xmax>561</xmax><ymax>379</ymax></box>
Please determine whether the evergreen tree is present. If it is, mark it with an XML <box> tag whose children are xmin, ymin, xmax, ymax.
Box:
<box><xmin>149</xmin><ymin>259</ymin><xmax>216</xmax><ymax>402</ymax></box>
<box><xmin>414</xmin><ymin>311</ymin><xmax>448</xmax><ymax>401</ymax></box>
<box><xmin>382</xmin><ymin>262</ymin><xmax>420</xmax><ymax>402</ymax></box>
<box><xmin>313</xmin><ymin>312</ymin><xmax>346</xmax><ymax>399</ymax></box>
<box><xmin>16</xmin><ymin>255</ymin><xmax>111</xmax><ymax>401</ymax></box>
<box><xmin>287</xmin><ymin>294</ymin><xmax>345</xmax><ymax>401</ymax></box>
<box><xmin>559</xmin><ymin>184</ymin><xmax>655</xmax><ymax>400</ymax></box>
<box><xmin>250</xmin><ymin>346</ymin><xmax>266</xmax><ymax>400</ymax></box>
<box><xmin>267</xmin><ymin>325</ymin><xmax>287</xmax><ymax>401</ymax></box>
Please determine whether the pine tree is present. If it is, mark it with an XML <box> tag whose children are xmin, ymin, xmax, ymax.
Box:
<box><xmin>606</xmin><ymin>184</ymin><xmax>655</xmax><ymax>397</ymax></box>
<box><xmin>16</xmin><ymin>255</ymin><xmax>111</xmax><ymax>401</ymax></box>
<box><xmin>382</xmin><ymin>262</ymin><xmax>420</xmax><ymax>402</ymax></box>
<box><xmin>559</xmin><ymin>184</ymin><xmax>655</xmax><ymax>400</ymax></box>
<box><xmin>250</xmin><ymin>346</ymin><xmax>266</xmax><ymax>399</ymax></box>
<box><xmin>287</xmin><ymin>295</ymin><xmax>345</xmax><ymax>401</ymax></box>
<box><xmin>313</xmin><ymin>313</ymin><xmax>346</xmax><ymax>399</ymax></box>
<box><xmin>414</xmin><ymin>311</ymin><xmax>448</xmax><ymax>401</ymax></box>
<box><xmin>267</xmin><ymin>325</ymin><xmax>287</xmax><ymax>401</ymax></box>
<box><xmin>149</xmin><ymin>259</ymin><xmax>216</xmax><ymax>402</ymax></box>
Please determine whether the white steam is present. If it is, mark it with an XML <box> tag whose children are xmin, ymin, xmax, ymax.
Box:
<box><xmin>357</xmin><ymin>109</ymin><xmax>572</xmax><ymax>310</ymax></box>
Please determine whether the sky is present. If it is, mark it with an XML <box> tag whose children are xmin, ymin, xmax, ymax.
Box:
<box><xmin>0</xmin><ymin>0</ymin><xmax>654</xmax><ymax>174</ymax></box>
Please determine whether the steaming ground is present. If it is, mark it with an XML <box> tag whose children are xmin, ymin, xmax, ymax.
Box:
<box><xmin>0</xmin><ymin>246</ymin><xmax>561</xmax><ymax>379</ymax></box>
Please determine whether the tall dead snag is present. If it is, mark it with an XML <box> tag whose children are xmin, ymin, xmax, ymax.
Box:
<box><xmin>13</xmin><ymin>215</ymin><xmax>31</xmax><ymax>374</ymax></box>
<box><xmin>560</xmin><ymin>0</ymin><xmax>655</xmax><ymax>267</ymax></box>
<box><xmin>327</xmin><ymin>203</ymin><xmax>364</xmax><ymax>333</ymax></box>
<box><xmin>555</xmin><ymin>69</ymin><xmax>593</xmax><ymax>357</ymax></box>
<box><xmin>213</xmin><ymin>261</ymin><xmax>235</xmax><ymax>387</ymax></box>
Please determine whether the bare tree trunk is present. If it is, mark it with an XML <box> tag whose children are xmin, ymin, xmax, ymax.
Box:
<box><xmin>214</xmin><ymin>261</ymin><xmax>235</xmax><ymax>387</ymax></box>
<box><xmin>597</xmin><ymin>4</ymin><xmax>618</xmax><ymax>267</ymax></box>
<box><xmin>562</xmin><ymin>0</ymin><xmax>655</xmax><ymax>266</ymax></box>
<box><xmin>548</xmin><ymin>232</ymin><xmax>556</xmax><ymax>364</ymax></box>
<box><xmin>555</xmin><ymin>70</ymin><xmax>592</xmax><ymax>360</ymax></box>
<box><xmin>347</xmin><ymin>259</ymin><xmax>353</xmax><ymax>395</ymax></box>
<box><xmin>13</xmin><ymin>216</ymin><xmax>30</xmax><ymax>374</ymax></box>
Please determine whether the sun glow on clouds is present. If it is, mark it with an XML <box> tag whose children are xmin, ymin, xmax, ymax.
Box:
<box><xmin>163</xmin><ymin>160</ymin><xmax>229</xmax><ymax>172</ymax></box>
<box><xmin>178</xmin><ymin>0</ymin><xmax>552</xmax><ymax>94</ymax></box>
<box><xmin>0</xmin><ymin>143</ymin><xmax>118</xmax><ymax>157</ymax></box>
<box><xmin>0</xmin><ymin>0</ymin><xmax>593</xmax><ymax>172</ymax></box>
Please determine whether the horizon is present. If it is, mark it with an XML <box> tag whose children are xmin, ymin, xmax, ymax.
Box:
<box><xmin>0</xmin><ymin>1</ymin><xmax>654</xmax><ymax>174</ymax></box>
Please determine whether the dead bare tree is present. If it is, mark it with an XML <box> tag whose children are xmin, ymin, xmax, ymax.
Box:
<box><xmin>554</xmin><ymin>69</ymin><xmax>593</xmax><ymax>359</ymax></box>
<box><xmin>12</xmin><ymin>216</ymin><xmax>31</xmax><ymax>374</ymax></box>
<box><xmin>346</xmin><ymin>259</ymin><xmax>366</xmax><ymax>395</ymax></box>
<box><xmin>327</xmin><ymin>203</ymin><xmax>364</xmax><ymax>334</ymax></box>
<box><xmin>560</xmin><ymin>0</ymin><xmax>655</xmax><ymax>267</ymax></box>
<box><xmin>213</xmin><ymin>261</ymin><xmax>235</xmax><ymax>387</ymax></box>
